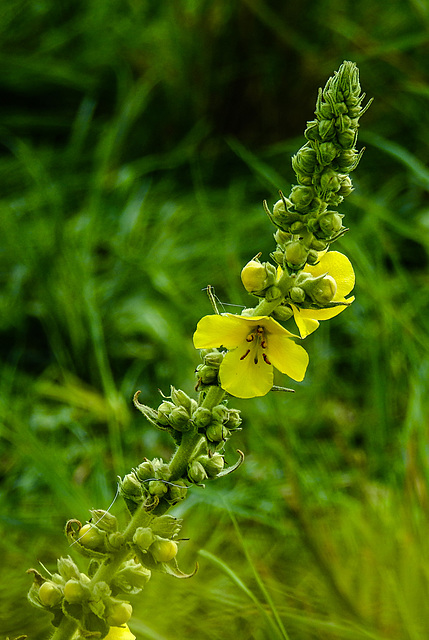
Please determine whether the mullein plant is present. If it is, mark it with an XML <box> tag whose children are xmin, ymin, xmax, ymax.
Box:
<box><xmin>24</xmin><ymin>61</ymin><xmax>371</xmax><ymax>640</ymax></box>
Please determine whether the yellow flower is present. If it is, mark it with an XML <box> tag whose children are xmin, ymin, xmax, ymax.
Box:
<box><xmin>104</xmin><ymin>625</ymin><xmax>136</xmax><ymax>640</ymax></box>
<box><xmin>193</xmin><ymin>314</ymin><xmax>308</xmax><ymax>399</ymax></box>
<box><xmin>290</xmin><ymin>251</ymin><xmax>355</xmax><ymax>338</ymax></box>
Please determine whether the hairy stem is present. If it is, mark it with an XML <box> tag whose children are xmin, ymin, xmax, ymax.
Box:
<box><xmin>50</xmin><ymin>616</ymin><xmax>78</xmax><ymax>640</ymax></box>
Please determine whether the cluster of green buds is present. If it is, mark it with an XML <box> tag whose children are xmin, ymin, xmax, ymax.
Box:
<box><xmin>195</xmin><ymin>348</ymin><xmax>224</xmax><ymax>389</ymax></box>
<box><xmin>134</xmin><ymin>386</ymin><xmax>242</xmax><ymax>453</ymax></box>
<box><xmin>120</xmin><ymin>456</ymin><xmax>188</xmax><ymax>512</ymax></box>
<box><xmin>264</xmin><ymin>61</ymin><xmax>372</xmax><ymax>273</ymax></box>
<box><xmin>27</xmin><ymin>542</ymin><xmax>145</xmax><ymax>636</ymax></box>
<box><xmin>131</xmin><ymin>512</ymin><xmax>191</xmax><ymax>577</ymax></box>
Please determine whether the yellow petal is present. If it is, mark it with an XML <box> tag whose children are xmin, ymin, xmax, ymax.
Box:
<box><xmin>219</xmin><ymin>348</ymin><xmax>273</xmax><ymax>398</ymax></box>
<box><xmin>193</xmin><ymin>315</ymin><xmax>249</xmax><ymax>350</ymax></box>
<box><xmin>252</xmin><ymin>314</ymin><xmax>298</xmax><ymax>338</ymax></box>
<box><xmin>301</xmin><ymin>296</ymin><xmax>355</xmax><ymax>321</ymax></box>
<box><xmin>104</xmin><ymin>625</ymin><xmax>136</xmax><ymax>640</ymax></box>
<box><xmin>304</xmin><ymin>251</ymin><xmax>355</xmax><ymax>298</ymax></box>
<box><xmin>193</xmin><ymin>313</ymin><xmax>298</xmax><ymax>350</ymax></box>
<box><xmin>266</xmin><ymin>333</ymin><xmax>309</xmax><ymax>381</ymax></box>
<box><xmin>291</xmin><ymin>304</ymin><xmax>320</xmax><ymax>338</ymax></box>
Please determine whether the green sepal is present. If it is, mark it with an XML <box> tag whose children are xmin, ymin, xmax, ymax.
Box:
<box><xmin>133</xmin><ymin>391</ymin><xmax>176</xmax><ymax>434</ymax></box>
<box><xmin>161</xmin><ymin>557</ymin><xmax>198</xmax><ymax>579</ymax></box>
<box><xmin>62</xmin><ymin>600</ymin><xmax>109</xmax><ymax>636</ymax></box>
<box><xmin>69</xmin><ymin>540</ymin><xmax>109</xmax><ymax>561</ymax></box>
<box><xmin>49</xmin><ymin>608</ymin><xmax>65</xmax><ymax>628</ymax></box>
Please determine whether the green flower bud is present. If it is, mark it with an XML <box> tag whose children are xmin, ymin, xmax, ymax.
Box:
<box><xmin>198</xmin><ymin>453</ymin><xmax>225</xmax><ymax>478</ymax></box>
<box><xmin>211</xmin><ymin>405</ymin><xmax>228</xmax><ymax>423</ymax></box>
<box><xmin>206</xmin><ymin>421</ymin><xmax>229</xmax><ymax>443</ymax></box>
<box><xmin>89</xmin><ymin>509</ymin><xmax>118</xmax><ymax>533</ymax></box>
<box><xmin>310</xmin><ymin>237</ymin><xmax>328</xmax><ymax>251</ymax></box>
<box><xmin>63</xmin><ymin>577</ymin><xmax>89</xmax><ymax>604</ymax></box>
<box><xmin>289</xmin><ymin>221</ymin><xmax>305</xmax><ymax>234</ymax></box>
<box><xmin>274</xmin><ymin>229</ymin><xmax>291</xmax><ymax>244</ymax></box>
<box><xmin>289</xmin><ymin>185</ymin><xmax>314</xmax><ymax>211</ymax></box>
<box><xmin>290</xmin><ymin>286</ymin><xmax>306</xmax><ymax>303</ymax></box>
<box><xmin>304</xmin><ymin>119</ymin><xmax>319</xmax><ymax>141</ymax></box>
<box><xmin>317</xmin><ymin>141</ymin><xmax>338</xmax><ymax>165</ymax></box>
<box><xmin>297</xmin><ymin>174</ymin><xmax>313</xmax><ymax>186</ymax></box>
<box><xmin>265</xmin><ymin>285</ymin><xmax>282</xmax><ymax>302</ymax></box>
<box><xmin>78</xmin><ymin>524</ymin><xmax>106</xmax><ymax>551</ymax></box>
<box><xmin>148</xmin><ymin>480</ymin><xmax>168</xmax><ymax>497</ymax></box>
<box><xmin>318</xmin><ymin>118</ymin><xmax>336</xmax><ymax>140</ymax></box>
<box><xmin>335</xmin><ymin>113</ymin><xmax>352</xmax><ymax>133</ymax></box>
<box><xmin>308</xmin><ymin>196</ymin><xmax>327</xmax><ymax>215</ymax></box>
<box><xmin>336</xmin><ymin>149</ymin><xmax>361</xmax><ymax>172</ymax></box>
<box><xmin>135</xmin><ymin>460</ymin><xmax>155</xmax><ymax>482</ymax></box>
<box><xmin>170</xmin><ymin>387</ymin><xmax>193</xmax><ymax>412</ymax></box>
<box><xmin>292</xmin><ymin>144</ymin><xmax>317</xmax><ymax>175</ymax></box>
<box><xmin>107</xmin><ymin>602</ymin><xmax>133</xmax><ymax>626</ymax></box>
<box><xmin>196</xmin><ymin>364</ymin><xmax>219</xmax><ymax>385</ymax></box>
<box><xmin>284</xmin><ymin>241</ymin><xmax>309</xmax><ymax>269</ymax></box>
<box><xmin>153</xmin><ymin>459</ymin><xmax>170</xmax><ymax>480</ymax></box>
<box><xmin>168</xmin><ymin>406</ymin><xmax>192</xmax><ymax>431</ymax></box>
<box><xmin>318</xmin><ymin>212</ymin><xmax>343</xmax><ymax>236</ymax></box>
<box><xmin>133</xmin><ymin>527</ymin><xmax>155</xmax><ymax>551</ymax></box>
<box><xmin>38</xmin><ymin>581</ymin><xmax>63</xmax><ymax>608</ymax></box>
<box><xmin>309</xmin><ymin>275</ymin><xmax>337</xmax><ymax>305</ymax></box>
<box><xmin>157</xmin><ymin>401</ymin><xmax>175</xmax><ymax>425</ymax></box>
<box><xmin>57</xmin><ymin>556</ymin><xmax>81</xmax><ymax>582</ymax></box>
<box><xmin>306</xmin><ymin>249</ymin><xmax>320</xmax><ymax>265</ymax></box>
<box><xmin>270</xmin><ymin>249</ymin><xmax>285</xmax><ymax>267</ymax></box>
<box><xmin>317</xmin><ymin>102</ymin><xmax>333</xmax><ymax>119</ymax></box>
<box><xmin>120</xmin><ymin>473</ymin><xmax>143</xmax><ymax>499</ymax></box>
<box><xmin>270</xmin><ymin>198</ymin><xmax>298</xmax><ymax>229</ymax></box>
<box><xmin>319</xmin><ymin>168</ymin><xmax>341</xmax><ymax>192</ymax></box>
<box><xmin>338</xmin><ymin>175</ymin><xmax>353</xmax><ymax>196</ymax></box>
<box><xmin>241</xmin><ymin>260</ymin><xmax>267</xmax><ymax>293</ymax></box>
<box><xmin>326</xmin><ymin>192</ymin><xmax>344</xmax><ymax>207</ymax></box>
<box><xmin>272</xmin><ymin>305</ymin><xmax>294</xmax><ymax>321</ymax></box>
<box><xmin>150</xmin><ymin>539</ymin><xmax>178</xmax><ymax>563</ymax></box>
<box><xmin>167</xmin><ymin>479</ymin><xmax>188</xmax><ymax>504</ymax></box>
<box><xmin>192</xmin><ymin>406</ymin><xmax>212</xmax><ymax>428</ymax></box>
<box><xmin>107</xmin><ymin>531</ymin><xmax>125</xmax><ymax>550</ymax></box>
<box><xmin>347</xmin><ymin>105</ymin><xmax>361</xmax><ymax>118</ymax></box>
<box><xmin>188</xmin><ymin>459</ymin><xmax>208</xmax><ymax>484</ymax></box>
<box><xmin>224</xmin><ymin>408</ymin><xmax>242</xmax><ymax>430</ymax></box>
<box><xmin>203</xmin><ymin>349</ymin><xmax>224</xmax><ymax>367</ymax></box>
<box><xmin>114</xmin><ymin>559</ymin><xmax>151</xmax><ymax>591</ymax></box>
<box><xmin>337</xmin><ymin>128</ymin><xmax>356</xmax><ymax>149</ymax></box>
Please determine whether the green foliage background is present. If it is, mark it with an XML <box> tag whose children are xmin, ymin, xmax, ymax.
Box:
<box><xmin>1</xmin><ymin>1</ymin><xmax>429</xmax><ymax>638</ymax></box>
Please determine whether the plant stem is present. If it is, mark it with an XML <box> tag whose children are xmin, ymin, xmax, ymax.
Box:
<box><xmin>201</xmin><ymin>384</ymin><xmax>226</xmax><ymax>410</ymax></box>
<box><xmin>168</xmin><ymin>430</ymin><xmax>204</xmax><ymax>481</ymax></box>
<box><xmin>168</xmin><ymin>385</ymin><xmax>226</xmax><ymax>481</ymax></box>
<box><xmin>251</xmin><ymin>271</ymin><xmax>295</xmax><ymax>317</ymax></box>
<box><xmin>50</xmin><ymin>616</ymin><xmax>78</xmax><ymax>640</ymax></box>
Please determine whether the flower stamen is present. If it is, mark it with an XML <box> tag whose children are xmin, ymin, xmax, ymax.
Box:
<box><xmin>240</xmin><ymin>349</ymin><xmax>251</xmax><ymax>360</ymax></box>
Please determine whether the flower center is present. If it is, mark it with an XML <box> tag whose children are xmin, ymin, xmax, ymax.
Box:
<box><xmin>240</xmin><ymin>325</ymin><xmax>271</xmax><ymax>365</ymax></box>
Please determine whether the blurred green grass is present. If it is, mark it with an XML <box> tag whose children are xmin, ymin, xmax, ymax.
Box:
<box><xmin>1</xmin><ymin>1</ymin><xmax>429</xmax><ymax>638</ymax></box>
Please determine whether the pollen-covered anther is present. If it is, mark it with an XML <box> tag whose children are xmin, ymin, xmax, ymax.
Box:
<box><xmin>240</xmin><ymin>326</ymin><xmax>271</xmax><ymax>366</ymax></box>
